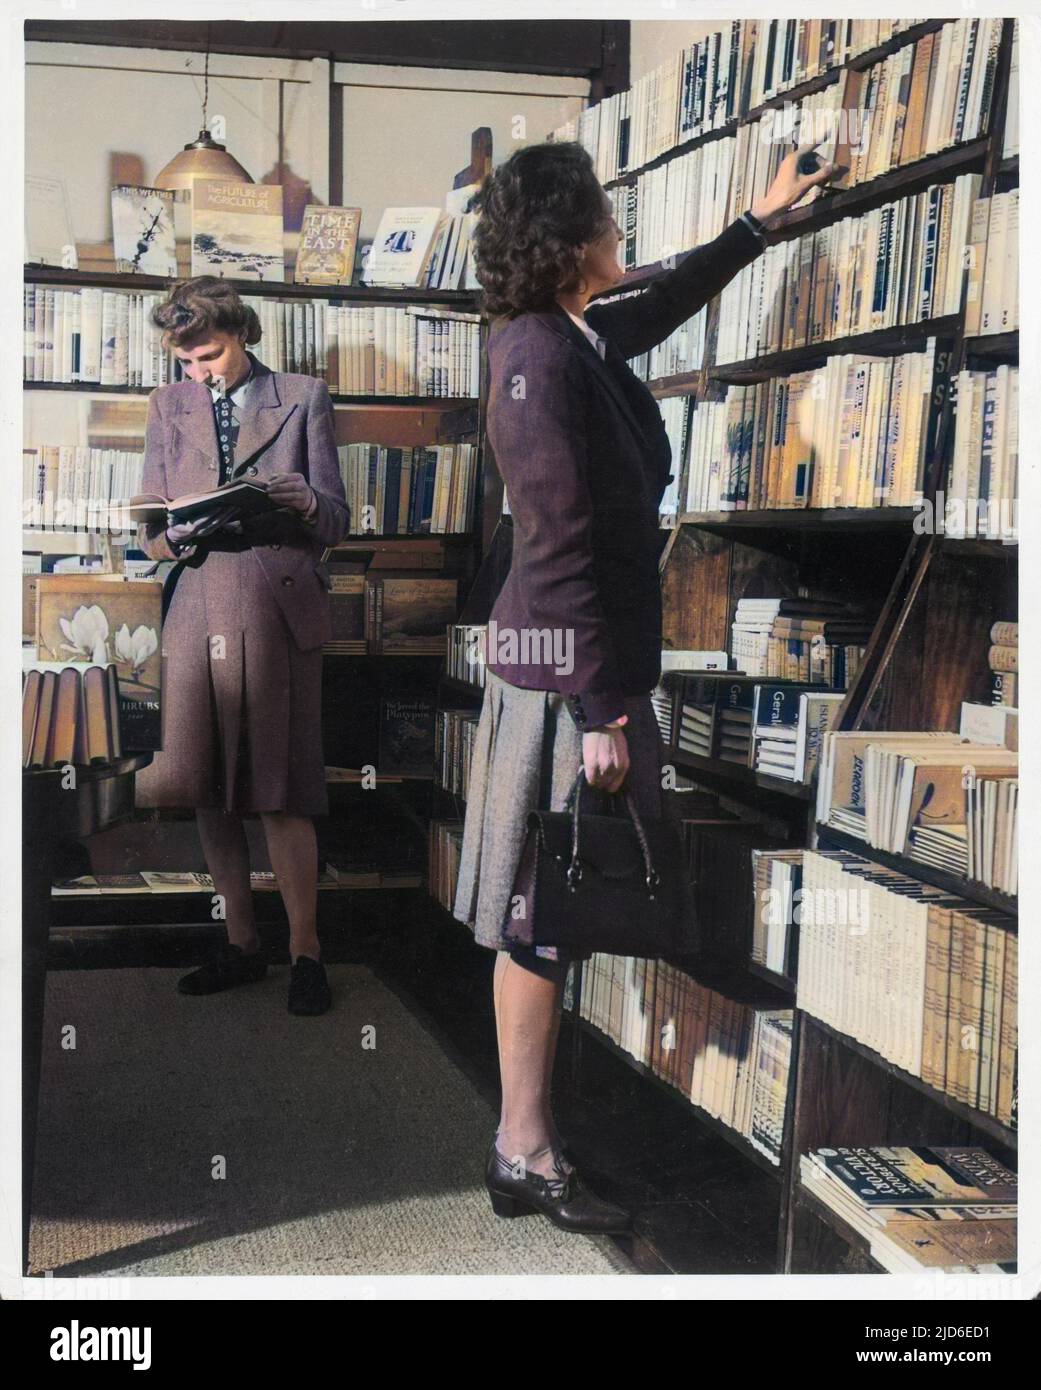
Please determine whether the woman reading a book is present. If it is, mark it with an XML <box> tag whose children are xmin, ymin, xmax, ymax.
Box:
<box><xmin>134</xmin><ymin>276</ymin><xmax>349</xmax><ymax>1016</ymax></box>
<box><xmin>456</xmin><ymin>140</ymin><xmax>832</xmax><ymax>1233</ymax></box>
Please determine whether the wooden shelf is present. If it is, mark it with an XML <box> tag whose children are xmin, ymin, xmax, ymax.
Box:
<box><xmin>747</xmin><ymin>959</ymin><xmax>796</xmax><ymax>994</ymax></box>
<box><xmin>576</xmin><ymin>1017</ymin><xmax>784</xmax><ymax>1180</ymax></box>
<box><xmin>666</xmin><ymin>745</ymin><xmax>813</xmax><ymax>802</ymax></box>
<box><xmin>803</xmin><ymin>1012</ymin><xmax>1018</xmax><ymax>1150</ymax></box>
<box><xmin>677</xmin><ymin>507</ymin><xmax>917</xmax><ymax>532</ymax></box>
<box><xmin>22</xmin><ymin>529</ymin><xmax>131</xmax><ymax>553</ymax></box>
<box><xmin>706</xmin><ymin>317</ymin><xmax>959</xmax><ymax>384</ymax></box>
<box><xmin>941</xmin><ymin>536</ymin><xmax>1018</xmax><ymax>559</ymax></box>
<box><xmin>792</xmin><ymin>1179</ymin><xmax>887</xmax><ymax>1272</ymax></box>
<box><xmin>815</xmin><ymin>823</ymin><xmax>1018</xmax><ymax>917</ymax></box>
<box><xmin>440</xmin><ymin>675</ymin><xmax>485</xmax><ymax>700</ymax></box>
<box><xmin>962</xmin><ymin>330</ymin><xmax>1018</xmax><ymax>362</ymax></box>
<box><xmin>24</xmin><ymin>263</ymin><xmax>479</xmax><ymax>306</ymax></box>
<box><xmin>23</xmin><ymin>380</ymin><xmax>478</xmax><ymax>408</ymax></box>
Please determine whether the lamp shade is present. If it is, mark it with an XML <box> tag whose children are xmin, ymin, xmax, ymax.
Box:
<box><xmin>154</xmin><ymin>130</ymin><xmax>253</xmax><ymax>192</ymax></box>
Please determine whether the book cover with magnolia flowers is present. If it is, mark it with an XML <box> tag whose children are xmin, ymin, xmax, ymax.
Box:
<box><xmin>34</xmin><ymin>575</ymin><xmax>164</xmax><ymax>750</ymax></box>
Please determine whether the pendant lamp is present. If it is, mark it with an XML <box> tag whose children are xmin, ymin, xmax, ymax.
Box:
<box><xmin>154</xmin><ymin>27</ymin><xmax>253</xmax><ymax>191</ymax></box>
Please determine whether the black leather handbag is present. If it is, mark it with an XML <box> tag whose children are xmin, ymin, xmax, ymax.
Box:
<box><xmin>511</xmin><ymin>771</ymin><xmax>692</xmax><ymax>957</ymax></box>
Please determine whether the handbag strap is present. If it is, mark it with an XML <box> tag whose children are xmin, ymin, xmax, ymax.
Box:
<box><xmin>566</xmin><ymin>769</ymin><xmax>661</xmax><ymax>899</ymax></box>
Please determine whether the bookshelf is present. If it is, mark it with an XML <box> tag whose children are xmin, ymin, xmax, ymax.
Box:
<box><xmin>25</xmin><ymin>119</ymin><xmax>493</xmax><ymax>912</ymax></box>
<box><xmin>529</xmin><ymin>15</ymin><xmax>1020</xmax><ymax>1275</ymax></box>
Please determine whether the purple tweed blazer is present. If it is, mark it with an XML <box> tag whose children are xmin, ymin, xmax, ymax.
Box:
<box><xmin>484</xmin><ymin>214</ymin><xmax>765</xmax><ymax>729</ymax></box>
<box><xmin>137</xmin><ymin>354</ymin><xmax>349</xmax><ymax>651</ymax></box>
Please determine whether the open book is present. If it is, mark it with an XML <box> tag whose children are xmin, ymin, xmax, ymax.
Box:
<box><xmin>126</xmin><ymin>480</ymin><xmax>277</xmax><ymax>526</ymax></box>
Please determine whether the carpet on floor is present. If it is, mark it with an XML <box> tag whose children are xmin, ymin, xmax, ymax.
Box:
<box><xmin>29</xmin><ymin>965</ymin><xmax>633</xmax><ymax>1278</ymax></box>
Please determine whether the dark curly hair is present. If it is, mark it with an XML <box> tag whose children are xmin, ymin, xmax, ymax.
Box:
<box><xmin>471</xmin><ymin>141</ymin><xmax>612</xmax><ymax>318</ymax></box>
<box><xmin>150</xmin><ymin>275</ymin><xmax>262</xmax><ymax>348</ymax></box>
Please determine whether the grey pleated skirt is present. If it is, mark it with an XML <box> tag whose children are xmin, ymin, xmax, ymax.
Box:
<box><xmin>452</xmin><ymin>670</ymin><xmax>674</xmax><ymax>954</ymax></box>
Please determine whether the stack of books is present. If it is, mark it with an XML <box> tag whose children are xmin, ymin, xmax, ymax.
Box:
<box><xmin>800</xmin><ymin>1145</ymin><xmax>1017</xmax><ymax>1273</ymax></box>
<box><xmin>23</xmin><ymin>286</ymin><xmax>174</xmax><ymax>386</ymax></box>
<box><xmin>365</xmin><ymin>574</ymin><xmax>457</xmax><ymax>655</ymax></box>
<box><xmin>944</xmin><ymin>365</ymin><xmax>1018</xmax><ymax>540</ymax></box>
<box><xmin>715</xmin><ymin>175</ymin><xmax>981</xmax><ymax>364</ymax></box>
<box><xmin>428</xmin><ymin>819</ymin><xmax>465</xmax><ymax>911</ymax></box>
<box><xmin>23</xmin><ymin>285</ymin><xmax>481</xmax><ymax>398</ymax></box>
<box><xmin>23</xmin><ymin>662</ymin><xmax>123</xmax><ymax>768</ymax></box>
<box><xmin>731</xmin><ymin>598</ymin><xmax>871</xmax><ymax>687</ymax></box>
<box><xmin>1002</xmin><ymin>20</ymin><xmax>1019</xmax><ymax>157</ymax></box>
<box><xmin>965</xmin><ymin>190</ymin><xmax>1019</xmax><ymax>336</ymax></box>
<box><xmin>751</xmin><ymin>848</ymin><xmax>804</xmax><ymax>977</ymax></box>
<box><xmin>434</xmin><ymin>708</ymin><xmax>480</xmax><ymax>798</ymax></box>
<box><xmin>549</xmin><ymin>19</ymin><xmax>922</xmax><ymax>184</ymax></box>
<box><xmin>580</xmin><ymin>954</ymin><xmax>794</xmax><ymax>1165</ymax></box>
<box><xmin>797</xmin><ymin>848</ymin><xmax>1017</xmax><ymax>1124</ymax></box>
<box><xmin>445</xmin><ymin>623</ymin><xmax>487</xmax><ymax>690</ymax></box>
<box><xmin>23</xmin><ymin>445</ymin><xmax>145</xmax><ymax>534</ymax></box>
<box><xmin>752</xmin><ymin>684</ymin><xmax>845</xmax><ymax>783</ymax></box>
<box><xmin>989</xmin><ymin>620</ymin><xmax>1017</xmax><ymax>706</ymax></box>
<box><xmin>816</xmin><ymin>729</ymin><xmax>1018</xmax><ymax>873</ymax></box>
<box><xmin>682</xmin><ymin>343</ymin><xmax>937</xmax><ymax>512</ymax></box>
<box><xmin>627</xmin><ymin>309</ymin><xmax>706</xmax><ymax>382</ymax></box>
<box><xmin>338</xmin><ymin>442</ymin><xmax>478</xmax><ymax>536</ymax></box>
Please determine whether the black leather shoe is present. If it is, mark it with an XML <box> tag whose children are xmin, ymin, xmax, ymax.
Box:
<box><xmin>288</xmin><ymin>956</ymin><xmax>331</xmax><ymax>1016</ymax></box>
<box><xmin>485</xmin><ymin>1143</ymin><xmax>631</xmax><ymax>1234</ymax></box>
<box><xmin>177</xmin><ymin>942</ymin><xmax>267</xmax><ymax>996</ymax></box>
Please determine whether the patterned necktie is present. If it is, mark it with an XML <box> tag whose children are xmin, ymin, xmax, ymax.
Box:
<box><xmin>214</xmin><ymin>392</ymin><xmax>234</xmax><ymax>484</ymax></box>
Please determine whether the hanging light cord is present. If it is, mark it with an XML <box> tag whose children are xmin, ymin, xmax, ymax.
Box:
<box><xmin>201</xmin><ymin>24</ymin><xmax>211</xmax><ymax>133</ymax></box>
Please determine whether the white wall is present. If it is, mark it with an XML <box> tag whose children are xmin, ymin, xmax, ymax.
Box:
<box><xmin>630</xmin><ymin>19</ymin><xmax>725</xmax><ymax>84</ymax></box>
<box><xmin>26</xmin><ymin>41</ymin><xmax>588</xmax><ymax>248</ymax></box>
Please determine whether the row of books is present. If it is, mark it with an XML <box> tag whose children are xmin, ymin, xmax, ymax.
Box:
<box><xmin>550</xmin><ymin>19</ymin><xmax>921</xmax><ymax>184</ymax></box>
<box><xmin>446</xmin><ymin>623</ymin><xmax>488</xmax><ymax>690</ymax></box>
<box><xmin>796</xmin><ymin>848</ymin><xmax>1017</xmax><ymax>1124</ymax></box>
<box><xmin>816</xmin><ymin>726</ymin><xmax>1018</xmax><ymax>893</ymax></box>
<box><xmin>23</xmin><ymin>445</ymin><xmax>145</xmax><ymax>533</ymax></box>
<box><xmin>339</xmin><ymin>443</ymin><xmax>478</xmax><ymax>537</ymax></box>
<box><xmin>362</xmin><ymin>204</ymin><xmax>478</xmax><ymax>291</ymax></box>
<box><xmin>24</xmin><ymin>287</ymin><xmax>174</xmax><ymax>386</ymax></box>
<box><xmin>731</xmin><ymin>597</ymin><xmax>872</xmax><ymax>686</ymax></box>
<box><xmin>679</xmin><ymin>343</ymin><xmax>937</xmax><ymax>514</ymax></box>
<box><xmin>657</xmin><ymin>395</ymin><xmax>691</xmax><ymax>519</ymax></box>
<box><xmin>325</xmin><ymin>570</ymin><xmax>457</xmax><ymax>655</ymax></box>
<box><xmin>428</xmin><ymin>818</ymin><xmax>465</xmax><ymax>912</ymax></box>
<box><xmin>661</xmin><ymin>672</ymin><xmax>845</xmax><ymax>783</ymax></box>
<box><xmin>800</xmin><ymin>1146</ymin><xmax>1016</xmax><ymax>1274</ymax></box>
<box><xmin>1002</xmin><ymin>21</ymin><xmax>1019</xmax><ymax>158</ymax></box>
<box><xmin>627</xmin><ymin>303</ymin><xmax>706</xmax><ymax>384</ymax></box>
<box><xmin>943</xmin><ymin>365</ymin><xmax>1018</xmax><ymax>541</ymax></box>
<box><xmin>715</xmin><ymin>174</ymin><xmax>981</xmax><ymax>364</ymax></box>
<box><xmin>23</xmin><ymin>662</ymin><xmax>124</xmax><ymax>769</ymax></box>
<box><xmin>435</xmin><ymin>708</ymin><xmax>479</xmax><ymax>799</ymax></box>
<box><xmin>24</xmin><ymin>574</ymin><xmax>163</xmax><ymax>750</ymax></box>
<box><xmin>606</xmin><ymin>135</ymin><xmax>738</xmax><ymax>276</ymax></box>
<box><xmin>751</xmin><ymin>848</ymin><xmax>803</xmax><ymax>977</ymax></box>
<box><xmin>579</xmin><ymin>954</ymin><xmax>793</xmax><ymax>1166</ymax></box>
<box><xmin>989</xmin><ymin>621</ymin><xmax>1017</xmax><ymax>708</ymax></box>
<box><xmin>963</xmin><ymin>190</ymin><xmax>1019</xmax><ymax>336</ymax></box>
<box><xmin>24</xmin><ymin>284</ymin><xmax>482</xmax><ymax>398</ymax></box>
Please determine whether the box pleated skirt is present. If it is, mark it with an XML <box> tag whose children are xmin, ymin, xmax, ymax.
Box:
<box><xmin>452</xmin><ymin>670</ymin><xmax>679</xmax><ymax>955</ymax></box>
<box><xmin>134</xmin><ymin>548</ymin><xmax>328</xmax><ymax>816</ymax></box>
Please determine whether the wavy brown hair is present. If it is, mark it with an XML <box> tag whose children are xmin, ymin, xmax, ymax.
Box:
<box><xmin>150</xmin><ymin>275</ymin><xmax>262</xmax><ymax>348</ymax></box>
<box><xmin>471</xmin><ymin>141</ymin><xmax>611</xmax><ymax>319</ymax></box>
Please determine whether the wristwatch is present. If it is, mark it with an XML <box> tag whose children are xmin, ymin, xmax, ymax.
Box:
<box><xmin>739</xmin><ymin>207</ymin><xmax>768</xmax><ymax>245</ymax></box>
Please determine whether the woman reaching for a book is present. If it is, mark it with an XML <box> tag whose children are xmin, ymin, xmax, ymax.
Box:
<box><xmin>135</xmin><ymin>277</ymin><xmax>349</xmax><ymax>1015</ymax></box>
<box><xmin>456</xmin><ymin>139</ymin><xmax>833</xmax><ymax>1233</ymax></box>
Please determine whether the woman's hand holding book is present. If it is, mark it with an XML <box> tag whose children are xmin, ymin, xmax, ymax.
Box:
<box><xmin>751</xmin><ymin>140</ymin><xmax>836</xmax><ymax>225</ymax></box>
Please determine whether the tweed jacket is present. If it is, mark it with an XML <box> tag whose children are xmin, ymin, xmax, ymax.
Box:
<box><xmin>137</xmin><ymin>354</ymin><xmax>350</xmax><ymax>651</ymax></box>
<box><xmin>484</xmin><ymin>214</ymin><xmax>765</xmax><ymax>728</ymax></box>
